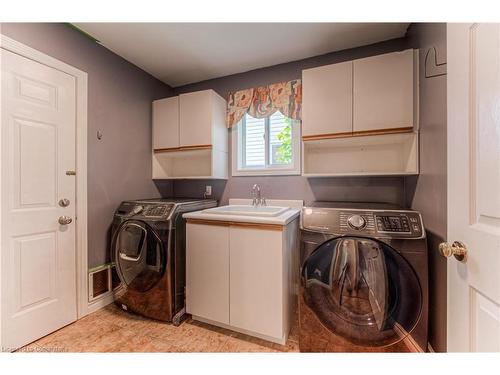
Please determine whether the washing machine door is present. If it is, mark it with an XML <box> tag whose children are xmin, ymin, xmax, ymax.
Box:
<box><xmin>301</xmin><ymin>236</ymin><xmax>422</xmax><ymax>348</ymax></box>
<box><xmin>113</xmin><ymin>220</ymin><xmax>166</xmax><ymax>293</ymax></box>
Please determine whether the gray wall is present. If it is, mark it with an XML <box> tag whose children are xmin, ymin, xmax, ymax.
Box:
<box><xmin>0</xmin><ymin>23</ymin><xmax>174</xmax><ymax>268</ymax></box>
<box><xmin>172</xmin><ymin>37</ymin><xmax>412</xmax><ymax>206</ymax></box>
<box><xmin>405</xmin><ymin>23</ymin><xmax>447</xmax><ymax>352</ymax></box>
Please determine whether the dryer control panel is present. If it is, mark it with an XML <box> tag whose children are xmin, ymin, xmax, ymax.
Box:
<box><xmin>115</xmin><ymin>202</ymin><xmax>174</xmax><ymax>220</ymax></box>
<box><xmin>143</xmin><ymin>204</ymin><xmax>173</xmax><ymax>218</ymax></box>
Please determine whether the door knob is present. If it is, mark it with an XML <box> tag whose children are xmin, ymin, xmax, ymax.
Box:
<box><xmin>58</xmin><ymin>216</ymin><xmax>73</xmax><ymax>225</ymax></box>
<box><xmin>439</xmin><ymin>241</ymin><xmax>468</xmax><ymax>263</ymax></box>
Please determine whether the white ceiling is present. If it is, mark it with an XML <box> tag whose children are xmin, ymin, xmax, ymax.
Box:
<box><xmin>75</xmin><ymin>23</ymin><xmax>410</xmax><ymax>87</ymax></box>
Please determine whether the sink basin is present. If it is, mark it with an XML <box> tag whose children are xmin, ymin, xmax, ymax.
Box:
<box><xmin>203</xmin><ymin>205</ymin><xmax>289</xmax><ymax>217</ymax></box>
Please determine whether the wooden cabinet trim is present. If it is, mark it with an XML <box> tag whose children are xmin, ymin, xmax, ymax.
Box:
<box><xmin>302</xmin><ymin>126</ymin><xmax>413</xmax><ymax>141</ymax></box>
<box><xmin>302</xmin><ymin>131</ymin><xmax>353</xmax><ymax>141</ymax></box>
<box><xmin>187</xmin><ymin>218</ymin><xmax>284</xmax><ymax>231</ymax></box>
<box><xmin>154</xmin><ymin>144</ymin><xmax>212</xmax><ymax>153</ymax></box>
<box><xmin>352</xmin><ymin>127</ymin><xmax>414</xmax><ymax>137</ymax></box>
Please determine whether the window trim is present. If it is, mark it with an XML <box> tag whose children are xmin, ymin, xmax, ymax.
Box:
<box><xmin>231</xmin><ymin>113</ymin><xmax>301</xmax><ymax>177</ymax></box>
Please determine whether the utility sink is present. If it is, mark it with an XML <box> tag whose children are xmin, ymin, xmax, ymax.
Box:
<box><xmin>203</xmin><ymin>205</ymin><xmax>289</xmax><ymax>217</ymax></box>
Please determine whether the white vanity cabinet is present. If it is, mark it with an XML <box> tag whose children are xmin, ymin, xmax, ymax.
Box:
<box><xmin>152</xmin><ymin>89</ymin><xmax>228</xmax><ymax>179</ymax></box>
<box><xmin>186</xmin><ymin>219</ymin><xmax>298</xmax><ymax>344</ymax></box>
<box><xmin>185</xmin><ymin>222</ymin><xmax>230</xmax><ymax>325</ymax></box>
<box><xmin>229</xmin><ymin>226</ymin><xmax>285</xmax><ymax>339</ymax></box>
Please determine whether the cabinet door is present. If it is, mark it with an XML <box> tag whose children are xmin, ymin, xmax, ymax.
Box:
<box><xmin>229</xmin><ymin>227</ymin><xmax>283</xmax><ymax>339</ymax></box>
<box><xmin>353</xmin><ymin>49</ymin><xmax>415</xmax><ymax>132</ymax></box>
<box><xmin>186</xmin><ymin>223</ymin><xmax>229</xmax><ymax>324</ymax></box>
<box><xmin>179</xmin><ymin>90</ymin><xmax>213</xmax><ymax>147</ymax></box>
<box><xmin>152</xmin><ymin>96</ymin><xmax>179</xmax><ymax>150</ymax></box>
<box><xmin>302</xmin><ymin>61</ymin><xmax>353</xmax><ymax>138</ymax></box>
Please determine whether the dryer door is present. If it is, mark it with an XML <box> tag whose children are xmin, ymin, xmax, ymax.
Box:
<box><xmin>113</xmin><ymin>220</ymin><xmax>166</xmax><ymax>292</ymax></box>
<box><xmin>301</xmin><ymin>236</ymin><xmax>422</xmax><ymax>348</ymax></box>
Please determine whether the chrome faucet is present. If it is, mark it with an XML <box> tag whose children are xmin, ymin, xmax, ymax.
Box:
<box><xmin>251</xmin><ymin>184</ymin><xmax>266</xmax><ymax>206</ymax></box>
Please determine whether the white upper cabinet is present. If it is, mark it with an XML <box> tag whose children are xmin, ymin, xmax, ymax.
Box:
<box><xmin>302</xmin><ymin>61</ymin><xmax>353</xmax><ymax>138</ymax></box>
<box><xmin>180</xmin><ymin>90</ymin><xmax>228</xmax><ymax>151</ymax></box>
<box><xmin>152</xmin><ymin>96</ymin><xmax>179</xmax><ymax>150</ymax></box>
<box><xmin>179</xmin><ymin>90</ymin><xmax>213</xmax><ymax>148</ymax></box>
<box><xmin>300</xmin><ymin>49</ymin><xmax>419</xmax><ymax>177</ymax></box>
<box><xmin>152</xmin><ymin>89</ymin><xmax>228</xmax><ymax>179</ymax></box>
<box><xmin>353</xmin><ymin>49</ymin><xmax>416</xmax><ymax>133</ymax></box>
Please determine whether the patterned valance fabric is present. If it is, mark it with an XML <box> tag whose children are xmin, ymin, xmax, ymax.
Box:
<box><xmin>226</xmin><ymin>80</ymin><xmax>302</xmax><ymax>128</ymax></box>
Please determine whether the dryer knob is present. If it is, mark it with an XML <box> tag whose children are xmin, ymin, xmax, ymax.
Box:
<box><xmin>347</xmin><ymin>214</ymin><xmax>366</xmax><ymax>230</ymax></box>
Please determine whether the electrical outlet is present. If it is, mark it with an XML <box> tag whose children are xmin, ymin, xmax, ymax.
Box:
<box><xmin>205</xmin><ymin>185</ymin><xmax>212</xmax><ymax>196</ymax></box>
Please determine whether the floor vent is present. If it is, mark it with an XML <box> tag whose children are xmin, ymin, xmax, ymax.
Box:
<box><xmin>88</xmin><ymin>264</ymin><xmax>121</xmax><ymax>302</ymax></box>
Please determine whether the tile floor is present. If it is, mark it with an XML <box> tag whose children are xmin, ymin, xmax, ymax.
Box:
<box><xmin>17</xmin><ymin>303</ymin><xmax>299</xmax><ymax>353</ymax></box>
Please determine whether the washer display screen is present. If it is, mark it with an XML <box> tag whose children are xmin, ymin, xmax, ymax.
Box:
<box><xmin>376</xmin><ymin>215</ymin><xmax>410</xmax><ymax>233</ymax></box>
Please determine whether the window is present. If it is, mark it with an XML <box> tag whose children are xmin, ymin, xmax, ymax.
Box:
<box><xmin>232</xmin><ymin>111</ymin><xmax>301</xmax><ymax>176</ymax></box>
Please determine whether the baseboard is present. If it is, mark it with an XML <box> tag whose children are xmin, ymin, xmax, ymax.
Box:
<box><xmin>192</xmin><ymin>315</ymin><xmax>287</xmax><ymax>345</ymax></box>
<box><xmin>87</xmin><ymin>290</ymin><xmax>115</xmax><ymax>314</ymax></box>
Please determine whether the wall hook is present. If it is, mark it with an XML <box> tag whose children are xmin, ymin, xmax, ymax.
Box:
<box><xmin>424</xmin><ymin>46</ymin><xmax>447</xmax><ymax>78</ymax></box>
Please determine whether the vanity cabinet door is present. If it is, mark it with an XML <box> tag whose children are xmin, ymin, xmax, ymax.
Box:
<box><xmin>152</xmin><ymin>96</ymin><xmax>179</xmax><ymax>150</ymax></box>
<box><xmin>353</xmin><ymin>49</ymin><xmax>415</xmax><ymax>133</ymax></box>
<box><xmin>229</xmin><ymin>226</ymin><xmax>283</xmax><ymax>339</ymax></box>
<box><xmin>186</xmin><ymin>223</ymin><xmax>230</xmax><ymax>324</ymax></box>
<box><xmin>302</xmin><ymin>61</ymin><xmax>353</xmax><ymax>138</ymax></box>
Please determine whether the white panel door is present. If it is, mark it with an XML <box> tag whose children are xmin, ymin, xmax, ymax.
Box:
<box><xmin>229</xmin><ymin>227</ymin><xmax>283</xmax><ymax>339</ymax></box>
<box><xmin>186</xmin><ymin>223</ymin><xmax>230</xmax><ymax>324</ymax></box>
<box><xmin>152</xmin><ymin>96</ymin><xmax>179</xmax><ymax>150</ymax></box>
<box><xmin>1</xmin><ymin>49</ymin><xmax>77</xmax><ymax>350</ymax></box>
<box><xmin>302</xmin><ymin>61</ymin><xmax>353</xmax><ymax>137</ymax></box>
<box><xmin>179</xmin><ymin>90</ymin><xmax>213</xmax><ymax>147</ymax></box>
<box><xmin>353</xmin><ymin>49</ymin><xmax>415</xmax><ymax>132</ymax></box>
<box><xmin>447</xmin><ymin>23</ymin><xmax>500</xmax><ymax>352</ymax></box>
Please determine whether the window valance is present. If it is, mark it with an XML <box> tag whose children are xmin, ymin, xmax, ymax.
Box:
<box><xmin>226</xmin><ymin>79</ymin><xmax>302</xmax><ymax>128</ymax></box>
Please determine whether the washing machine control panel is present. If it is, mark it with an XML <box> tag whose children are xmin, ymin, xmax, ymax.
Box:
<box><xmin>302</xmin><ymin>207</ymin><xmax>424</xmax><ymax>239</ymax></box>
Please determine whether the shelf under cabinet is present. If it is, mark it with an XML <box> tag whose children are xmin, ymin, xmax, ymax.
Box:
<box><xmin>302</xmin><ymin>132</ymin><xmax>419</xmax><ymax>177</ymax></box>
<box><xmin>152</xmin><ymin>147</ymin><xmax>227</xmax><ymax>179</ymax></box>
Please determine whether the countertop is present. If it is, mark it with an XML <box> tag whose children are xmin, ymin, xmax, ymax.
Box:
<box><xmin>183</xmin><ymin>199</ymin><xmax>302</xmax><ymax>226</ymax></box>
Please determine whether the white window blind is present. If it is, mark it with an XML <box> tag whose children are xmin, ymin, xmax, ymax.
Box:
<box><xmin>244</xmin><ymin>115</ymin><xmax>265</xmax><ymax>167</ymax></box>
